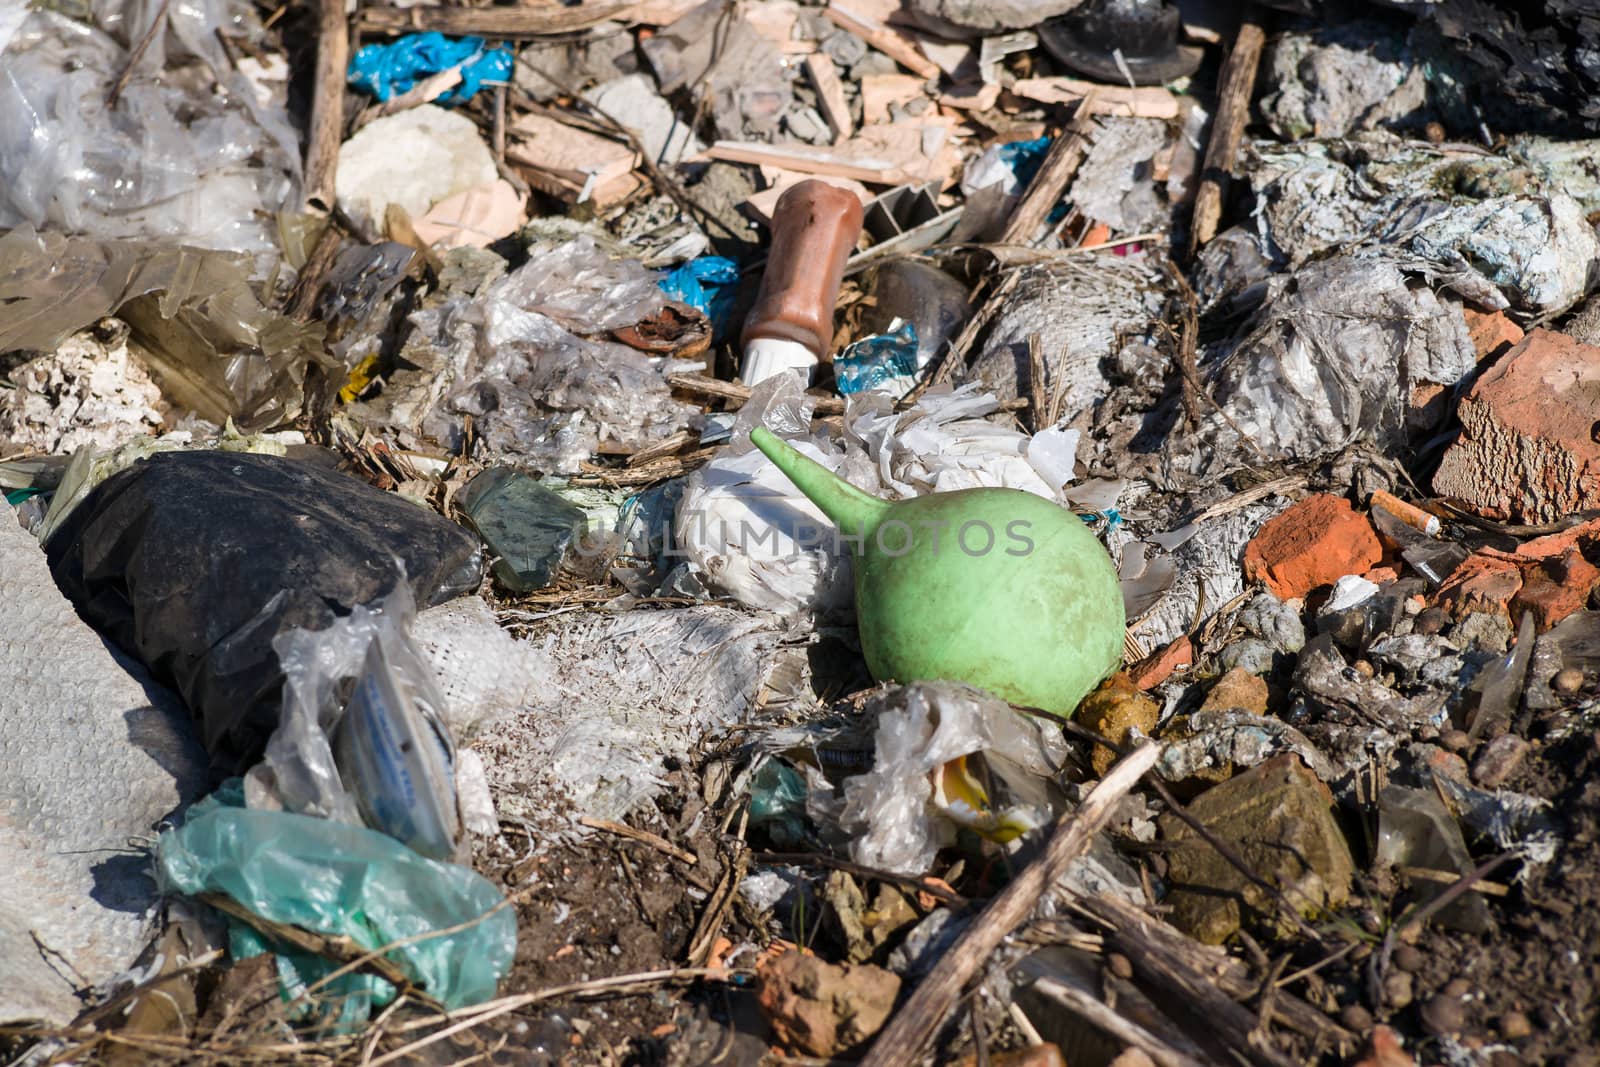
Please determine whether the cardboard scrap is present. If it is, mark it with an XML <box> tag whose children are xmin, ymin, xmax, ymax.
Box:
<box><xmin>413</xmin><ymin>180</ymin><xmax>526</xmax><ymax>249</ymax></box>
<box><xmin>507</xmin><ymin>112</ymin><xmax>643</xmax><ymax>206</ymax></box>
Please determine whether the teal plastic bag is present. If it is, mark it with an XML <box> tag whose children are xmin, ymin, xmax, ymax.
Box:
<box><xmin>157</xmin><ymin>793</ymin><xmax>516</xmax><ymax>1025</ymax></box>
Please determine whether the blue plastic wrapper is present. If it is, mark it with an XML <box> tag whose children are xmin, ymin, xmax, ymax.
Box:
<box><xmin>348</xmin><ymin>33</ymin><xmax>514</xmax><ymax>105</ymax></box>
<box><xmin>157</xmin><ymin>786</ymin><xmax>515</xmax><ymax>1031</ymax></box>
<box><xmin>835</xmin><ymin>321</ymin><xmax>920</xmax><ymax>395</ymax></box>
<box><xmin>996</xmin><ymin>137</ymin><xmax>1068</xmax><ymax>223</ymax></box>
<box><xmin>658</xmin><ymin>256</ymin><xmax>740</xmax><ymax>341</ymax></box>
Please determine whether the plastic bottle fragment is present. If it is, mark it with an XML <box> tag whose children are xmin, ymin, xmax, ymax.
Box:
<box><xmin>348</xmin><ymin>33</ymin><xmax>514</xmax><ymax>104</ymax></box>
<box><xmin>740</xmin><ymin>180</ymin><xmax>865</xmax><ymax>385</ymax></box>
<box><xmin>835</xmin><ymin>321</ymin><xmax>920</xmax><ymax>395</ymax></box>
<box><xmin>459</xmin><ymin>468</ymin><xmax>590</xmax><ymax>593</ymax></box>
<box><xmin>858</xmin><ymin>259</ymin><xmax>972</xmax><ymax>368</ymax></box>
<box><xmin>1375</xmin><ymin>785</ymin><xmax>1491</xmax><ymax>932</ymax></box>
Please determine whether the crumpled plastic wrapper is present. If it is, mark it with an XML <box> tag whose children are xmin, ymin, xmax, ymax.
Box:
<box><xmin>420</xmin><ymin>237</ymin><xmax>692</xmax><ymax>470</ymax></box>
<box><xmin>1246</xmin><ymin>140</ymin><xmax>1600</xmax><ymax>314</ymax></box>
<box><xmin>1258</xmin><ymin>20</ymin><xmax>1428</xmax><ymax>141</ymax></box>
<box><xmin>0</xmin><ymin>7</ymin><xmax>299</xmax><ymax>257</ymax></box>
<box><xmin>831</xmin><ymin>682</ymin><xmax>1071</xmax><ymax>875</ymax></box>
<box><xmin>0</xmin><ymin>227</ymin><xmax>328</xmax><ymax>431</ymax></box>
<box><xmin>1180</xmin><ymin>255</ymin><xmax>1476</xmax><ymax>479</ymax></box>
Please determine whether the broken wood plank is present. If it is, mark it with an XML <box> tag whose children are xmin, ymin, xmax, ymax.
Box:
<box><xmin>303</xmin><ymin>0</ymin><xmax>347</xmax><ymax>212</ymax></box>
<box><xmin>858</xmin><ymin>743</ymin><xmax>1162</xmax><ymax>1067</ymax></box>
<box><xmin>708</xmin><ymin>140</ymin><xmax>898</xmax><ymax>185</ymax></box>
<box><xmin>1011</xmin><ymin>76</ymin><xmax>1180</xmax><ymax>120</ymax></box>
<box><xmin>358</xmin><ymin>3</ymin><xmax>631</xmax><ymax>36</ymax></box>
<box><xmin>1188</xmin><ymin>11</ymin><xmax>1266</xmax><ymax>254</ymax></box>
<box><xmin>940</xmin><ymin>82</ymin><xmax>1001</xmax><ymax>112</ymax></box>
<box><xmin>824</xmin><ymin>1</ymin><xmax>939</xmax><ymax>80</ymax></box>
<box><xmin>805</xmin><ymin>53</ymin><xmax>854</xmax><ymax>142</ymax></box>
<box><xmin>998</xmin><ymin>99</ymin><xmax>1096</xmax><ymax>245</ymax></box>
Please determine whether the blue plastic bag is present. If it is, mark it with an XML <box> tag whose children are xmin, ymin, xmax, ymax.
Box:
<box><xmin>835</xmin><ymin>321</ymin><xmax>920</xmax><ymax>395</ymax></box>
<box><xmin>157</xmin><ymin>787</ymin><xmax>516</xmax><ymax>1030</ymax></box>
<box><xmin>658</xmin><ymin>256</ymin><xmax>740</xmax><ymax>341</ymax></box>
<box><xmin>348</xmin><ymin>33</ymin><xmax>514</xmax><ymax>105</ymax></box>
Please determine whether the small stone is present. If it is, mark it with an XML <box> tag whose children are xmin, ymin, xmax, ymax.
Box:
<box><xmin>1454</xmin><ymin>611</ymin><xmax>1514</xmax><ymax>653</ymax></box>
<box><xmin>1199</xmin><ymin>667</ymin><xmax>1271</xmax><ymax>716</ymax></box>
<box><xmin>1472</xmin><ymin>733</ymin><xmax>1531</xmax><ymax>788</ymax></box>
<box><xmin>1421</xmin><ymin>992</ymin><xmax>1467</xmax><ymax>1036</ymax></box>
<box><xmin>1500</xmin><ymin>1011</ymin><xmax>1533</xmax><ymax>1039</ymax></box>
<box><xmin>1383</xmin><ymin>970</ymin><xmax>1414</xmax><ymax>1010</ymax></box>
<box><xmin>756</xmin><ymin>952</ymin><xmax>900</xmax><ymax>1058</ymax></box>
<box><xmin>1243</xmin><ymin>495</ymin><xmax>1384</xmax><ymax>601</ymax></box>
<box><xmin>1108</xmin><ymin>952</ymin><xmax>1134</xmax><ymax>980</ymax></box>
<box><xmin>1160</xmin><ymin>755</ymin><xmax>1355</xmax><ymax>945</ymax></box>
<box><xmin>1105</xmin><ymin>1051</ymin><xmax>1156</xmax><ymax>1067</ymax></box>
<box><xmin>1340</xmin><ymin>1003</ymin><xmax>1374</xmax><ymax>1033</ymax></box>
<box><xmin>1414</xmin><ymin>606</ymin><xmax>1450</xmax><ymax>635</ymax></box>
<box><xmin>959</xmin><ymin>1045</ymin><xmax>1069</xmax><ymax>1067</ymax></box>
<box><xmin>1238</xmin><ymin>592</ymin><xmax>1307</xmax><ymax>652</ymax></box>
<box><xmin>1440</xmin><ymin>729</ymin><xmax>1473</xmax><ymax>753</ymax></box>
<box><xmin>1078</xmin><ymin>673</ymin><xmax>1161</xmax><ymax>777</ymax></box>
<box><xmin>1354</xmin><ymin>659</ymin><xmax>1376</xmax><ymax>677</ymax></box>
<box><xmin>1354</xmin><ymin>1026</ymin><xmax>1416</xmax><ymax>1067</ymax></box>
<box><xmin>1444</xmin><ymin>978</ymin><xmax>1473</xmax><ymax>997</ymax></box>
<box><xmin>1554</xmin><ymin>667</ymin><xmax>1586</xmax><ymax>695</ymax></box>
<box><xmin>1392</xmin><ymin>944</ymin><xmax>1425</xmax><ymax>973</ymax></box>
<box><xmin>1220</xmin><ymin>636</ymin><xmax>1279</xmax><ymax>676</ymax></box>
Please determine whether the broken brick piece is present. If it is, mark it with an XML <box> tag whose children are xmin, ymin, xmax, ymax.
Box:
<box><xmin>1127</xmin><ymin>634</ymin><xmax>1192</xmax><ymax>690</ymax></box>
<box><xmin>1434</xmin><ymin>553</ymin><xmax>1523</xmax><ymax>620</ymax></box>
<box><xmin>1242</xmin><ymin>495</ymin><xmax>1383</xmax><ymax>601</ymax></box>
<box><xmin>757</xmin><ymin>952</ymin><xmax>900</xmax><ymax>1058</ymax></box>
<box><xmin>1509</xmin><ymin>548</ymin><xmax>1600</xmax><ymax>631</ymax></box>
<box><xmin>1433</xmin><ymin>328</ymin><xmax>1600</xmax><ymax>523</ymax></box>
<box><xmin>1461</xmin><ymin>305</ymin><xmax>1525</xmax><ymax>359</ymax></box>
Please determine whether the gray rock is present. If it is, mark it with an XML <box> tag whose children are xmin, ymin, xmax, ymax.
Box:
<box><xmin>1221</xmin><ymin>637</ymin><xmax>1278</xmax><ymax>676</ymax></box>
<box><xmin>905</xmin><ymin>0</ymin><xmax>1086</xmax><ymax>33</ymax></box>
<box><xmin>1239</xmin><ymin>592</ymin><xmax>1307</xmax><ymax>653</ymax></box>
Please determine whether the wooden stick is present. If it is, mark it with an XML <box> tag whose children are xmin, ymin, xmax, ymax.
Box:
<box><xmin>805</xmin><ymin>53</ymin><xmax>854</xmax><ymax>142</ymax></box>
<box><xmin>858</xmin><ymin>742</ymin><xmax>1161</xmax><ymax>1067</ymax></box>
<box><xmin>356</xmin><ymin>2</ymin><xmax>630</xmax><ymax>38</ymax></box>
<box><xmin>304</xmin><ymin>0</ymin><xmax>349</xmax><ymax>212</ymax></box>
<box><xmin>1026</xmin><ymin>332</ymin><xmax>1047</xmax><ymax>434</ymax></box>
<box><xmin>1027</xmin><ymin>977</ymin><xmax>1208</xmax><ymax>1067</ymax></box>
<box><xmin>1187</xmin><ymin>10</ymin><xmax>1265</xmax><ymax>254</ymax></box>
<box><xmin>107</xmin><ymin>0</ymin><xmax>171</xmax><ymax>109</ymax></box>
<box><xmin>998</xmin><ymin>98</ymin><xmax>1096</xmax><ymax>246</ymax></box>
<box><xmin>667</xmin><ymin>372</ymin><xmax>1029</xmax><ymax>418</ymax></box>
<box><xmin>578</xmin><ymin>815</ymin><xmax>699</xmax><ymax>867</ymax></box>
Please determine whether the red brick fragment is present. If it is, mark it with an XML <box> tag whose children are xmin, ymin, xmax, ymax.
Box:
<box><xmin>1461</xmin><ymin>305</ymin><xmax>1524</xmax><ymax>359</ymax></box>
<box><xmin>1509</xmin><ymin>548</ymin><xmax>1600</xmax><ymax>631</ymax></box>
<box><xmin>1128</xmin><ymin>635</ymin><xmax>1192</xmax><ymax>690</ymax></box>
<box><xmin>1433</xmin><ymin>329</ymin><xmax>1600</xmax><ymax>523</ymax></box>
<box><xmin>1433</xmin><ymin>553</ymin><xmax>1523</xmax><ymax>620</ymax></box>
<box><xmin>1242</xmin><ymin>495</ymin><xmax>1383</xmax><ymax>601</ymax></box>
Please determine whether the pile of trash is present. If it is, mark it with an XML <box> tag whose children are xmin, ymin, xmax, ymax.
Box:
<box><xmin>4</xmin><ymin>0</ymin><xmax>1600</xmax><ymax>1064</ymax></box>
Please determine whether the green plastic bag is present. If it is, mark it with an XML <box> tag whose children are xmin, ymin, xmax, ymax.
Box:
<box><xmin>157</xmin><ymin>791</ymin><xmax>516</xmax><ymax>1027</ymax></box>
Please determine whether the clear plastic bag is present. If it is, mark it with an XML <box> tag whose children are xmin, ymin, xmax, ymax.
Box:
<box><xmin>0</xmin><ymin>226</ymin><xmax>329</xmax><ymax>430</ymax></box>
<box><xmin>490</xmin><ymin>235</ymin><xmax>665</xmax><ymax>334</ymax></box>
<box><xmin>0</xmin><ymin>9</ymin><xmax>299</xmax><ymax>257</ymax></box>
<box><xmin>250</xmin><ymin>584</ymin><xmax>463</xmax><ymax>862</ymax></box>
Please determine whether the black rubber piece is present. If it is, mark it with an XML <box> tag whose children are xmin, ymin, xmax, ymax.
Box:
<box><xmin>1039</xmin><ymin>0</ymin><xmax>1204</xmax><ymax>86</ymax></box>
